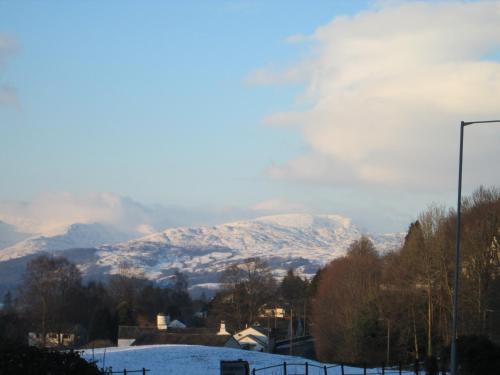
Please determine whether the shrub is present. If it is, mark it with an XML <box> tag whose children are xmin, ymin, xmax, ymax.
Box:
<box><xmin>0</xmin><ymin>343</ymin><xmax>100</xmax><ymax>375</ymax></box>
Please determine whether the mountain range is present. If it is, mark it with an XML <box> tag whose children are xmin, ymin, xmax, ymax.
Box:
<box><xmin>0</xmin><ymin>214</ymin><xmax>403</xmax><ymax>296</ymax></box>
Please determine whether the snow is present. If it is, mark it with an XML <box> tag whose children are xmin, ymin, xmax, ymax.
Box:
<box><xmin>189</xmin><ymin>282</ymin><xmax>221</xmax><ymax>291</ymax></box>
<box><xmin>81</xmin><ymin>345</ymin><xmax>413</xmax><ymax>375</ymax></box>
<box><xmin>0</xmin><ymin>214</ymin><xmax>404</xmax><ymax>290</ymax></box>
<box><xmin>93</xmin><ymin>214</ymin><xmax>403</xmax><ymax>284</ymax></box>
<box><xmin>0</xmin><ymin>223</ymin><xmax>134</xmax><ymax>261</ymax></box>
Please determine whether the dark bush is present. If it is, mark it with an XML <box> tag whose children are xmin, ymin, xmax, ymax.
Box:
<box><xmin>441</xmin><ymin>335</ymin><xmax>500</xmax><ymax>375</ymax></box>
<box><xmin>457</xmin><ymin>335</ymin><xmax>500</xmax><ymax>375</ymax></box>
<box><xmin>0</xmin><ymin>343</ymin><xmax>100</xmax><ymax>375</ymax></box>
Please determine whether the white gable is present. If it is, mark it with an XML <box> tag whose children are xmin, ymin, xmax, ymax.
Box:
<box><xmin>233</xmin><ymin>327</ymin><xmax>268</xmax><ymax>343</ymax></box>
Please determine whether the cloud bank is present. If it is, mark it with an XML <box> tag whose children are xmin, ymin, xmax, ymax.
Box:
<box><xmin>0</xmin><ymin>193</ymin><xmax>299</xmax><ymax>237</ymax></box>
<box><xmin>0</xmin><ymin>192</ymin><xmax>168</xmax><ymax>236</ymax></box>
<box><xmin>251</xmin><ymin>1</ymin><xmax>500</xmax><ymax>191</ymax></box>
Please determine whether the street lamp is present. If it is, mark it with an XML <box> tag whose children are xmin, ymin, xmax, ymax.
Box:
<box><xmin>379</xmin><ymin>318</ymin><xmax>390</xmax><ymax>365</ymax></box>
<box><xmin>450</xmin><ymin>119</ymin><xmax>500</xmax><ymax>375</ymax></box>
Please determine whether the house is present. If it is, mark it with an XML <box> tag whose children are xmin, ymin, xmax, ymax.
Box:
<box><xmin>233</xmin><ymin>325</ymin><xmax>271</xmax><ymax>352</ymax></box>
<box><xmin>28</xmin><ymin>325</ymin><xmax>85</xmax><ymax>348</ymax></box>
<box><xmin>118</xmin><ymin>313</ymin><xmax>179</xmax><ymax>346</ymax></box>
<box><xmin>28</xmin><ymin>332</ymin><xmax>76</xmax><ymax>348</ymax></box>
<box><xmin>117</xmin><ymin>326</ymin><xmax>157</xmax><ymax>347</ymax></box>
<box><xmin>260</xmin><ymin>307</ymin><xmax>286</xmax><ymax>318</ymax></box>
<box><xmin>118</xmin><ymin>319</ymin><xmax>240</xmax><ymax>349</ymax></box>
<box><xmin>132</xmin><ymin>330</ymin><xmax>240</xmax><ymax>349</ymax></box>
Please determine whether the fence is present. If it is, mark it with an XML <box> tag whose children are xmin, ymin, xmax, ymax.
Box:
<box><xmin>252</xmin><ymin>361</ymin><xmax>447</xmax><ymax>375</ymax></box>
<box><xmin>100</xmin><ymin>367</ymin><xmax>150</xmax><ymax>375</ymax></box>
<box><xmin>252</xmin><ymin>361</ymin><xmax>338</xmax><ymax>375</ymax></box>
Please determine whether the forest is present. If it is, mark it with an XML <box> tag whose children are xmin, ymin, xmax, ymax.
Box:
<box><xmin>311</xmin><ymin>186</ymin><xmax>500</xmax><ymax>367</ymax></box>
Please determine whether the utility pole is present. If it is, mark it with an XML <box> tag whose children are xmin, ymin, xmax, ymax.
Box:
<box><xmin>450</xmin><ymin>119</ymin><xmax>500</xmax><ymax>375</ymax></box>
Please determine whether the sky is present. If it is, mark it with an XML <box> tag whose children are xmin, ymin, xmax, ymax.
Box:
<box><xmin>0</xmin><ymin>0</ymin><xmax>499</xmax><ymax>234</ymax></box>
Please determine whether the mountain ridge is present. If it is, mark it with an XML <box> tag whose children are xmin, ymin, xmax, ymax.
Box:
<box><xmin>0</xmin><ymin>214</ymin><xmax>404</xmax><ymax>294</ymax></box>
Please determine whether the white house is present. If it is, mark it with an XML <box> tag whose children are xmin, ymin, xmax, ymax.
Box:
<box><xmin>261</xmin><ymin>307</ymin><xmax>286</xmax><ymax>318</ymax></box>
<box><xmin>28</xmin><ymin>332</ymin><xmax>77</xmax><ymax>348</ymax></box>
<box><xmin>233</xmin><ymin>326</ymin><xmax>270</xmax><ymax>352</ymax></box>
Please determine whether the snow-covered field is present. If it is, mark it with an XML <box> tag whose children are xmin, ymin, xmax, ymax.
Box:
<box><xmin>81</xmin><ymin>345</ymin><xmax>413</xmax><ymax>375</ymax></box>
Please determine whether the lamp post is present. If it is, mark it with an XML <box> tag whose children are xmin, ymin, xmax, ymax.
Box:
<box><xmin>386</xmin><ymin>319</ymin><xmax>390</xmax><ymax>365</ymax></box>
<box><xmin>379</xmin><ymin>318</ymin><xmax>390</xmax><ymax>364</ymax></box>
<box><xmin>450</xmin><ymin>119</ymin><xmax>500</xmax><ymax>375</ymax></box>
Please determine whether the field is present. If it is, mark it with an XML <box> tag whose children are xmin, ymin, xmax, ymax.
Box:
<box><xmin>81</xmin><ymin>345</ymin><xmax>413</xmax><ymax>375</ymax></box>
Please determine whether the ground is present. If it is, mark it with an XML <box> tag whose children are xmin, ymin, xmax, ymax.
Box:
<box><xmin>81</xmin><ymin>345</ymin><xmax>413</xmax><ymax>375</ymax></box>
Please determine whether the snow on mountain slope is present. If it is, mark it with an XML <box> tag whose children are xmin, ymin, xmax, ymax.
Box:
<box><xmin>0</xmin><ymin>221</ymin><xmax>31</xmax><ymax>250</ymax></box>
<box><xmin>0</xmin><ymin>214</ymin><xmax>404</xmax><ymax>291</ymax></box>
<box><xmin>96</xmin><ymin>214</ymin><xmax>403</xmax><ymax>283</ymax></box>
<box><xmin>0</xmin><ymin>223</ymin><xmax>134</xmax><ymax>261</ymax></box>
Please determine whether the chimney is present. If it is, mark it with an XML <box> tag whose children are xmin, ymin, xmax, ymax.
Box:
<box><xmin>217</xmin><ymin>321</ymin><xmax>230</xmax><ymax>335</ymax></box>
<box><xmin>157</xmin><ymin>313</ymin><xmax>168</xmax><ymax>330</ymax></box>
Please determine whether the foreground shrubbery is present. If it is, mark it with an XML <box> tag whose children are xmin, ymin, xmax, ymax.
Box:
<box><xmin>0</xmin><ymin>343</ymin><xmax>100</xmax><ymax>375</ymax></box>
<box><xmin>456</xmin><ymin>335</ymin><xmax>500</xmax><ymax>375</ymax></box>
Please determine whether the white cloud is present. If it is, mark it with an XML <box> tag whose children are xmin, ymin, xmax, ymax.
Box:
<box><xmin>0</xmin><ymin>192</ymin><xmax>178</xmax><ymax>236</ymax></box>
<box><xmin>0</xmin><ymin>192</ymin><xmax>273</xmax><ymax>236</ymax></box>
<box><xmin>251</xmin><ymin>199</ymin><xmax>306</xmax><ymax>213</ymax></box>
<box><xmin>254</xmin><ymin>1</ymin><xmax>500</xmax><ymax>191</ymax></box>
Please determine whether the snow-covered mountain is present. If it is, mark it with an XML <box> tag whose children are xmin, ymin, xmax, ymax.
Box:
<box><xmin>0</xmin><ymin>223</ymin><xmax>134</xmax><ymax>261</ymax></box>
<box><xmin>95</xmin><ymin>214</ymin><xmax>403</xmax><ymax>284</ymax></box>
<box><xmin>0</xmin><ymin>221</ymin><xmax>31</xmax><ymax>250</ymax></box>
<box><xmin>0</xmin><ymin>214</ymin><xmax>404</xmax><ymax>293</ymax></box>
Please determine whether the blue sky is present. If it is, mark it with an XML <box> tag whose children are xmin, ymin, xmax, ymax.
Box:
<box><xmin>1</xmin><ymin>1</ymin><xmax>499</xmax><ymax>233</ymax></box>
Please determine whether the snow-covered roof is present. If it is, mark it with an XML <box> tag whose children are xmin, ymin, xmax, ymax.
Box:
<box><xmin>234</xmin><ymin>326</ymin><xmax>269</xmax><ymax>340</ymax></box>
<box><xmin>235</xmin><ymin>334</ymin><xmax>267</xmax><ymax>347</ymax></box>
<box><xmin>133</xmin><ymin>332</ymin><xmax>240</xmax><ymax>348</ymax></box>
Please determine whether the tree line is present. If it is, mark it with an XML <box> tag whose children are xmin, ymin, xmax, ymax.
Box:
<box><xmin>0</xmin><ymin>260</ymin><xmax>201</xmax><ymax>347</ymax></box>
<box><xmin>311</xmin><ymin>186</ymin><xmax>500</xmax><ymax>368</ymax></box>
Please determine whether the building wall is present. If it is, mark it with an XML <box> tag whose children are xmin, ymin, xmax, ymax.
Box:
<box><xmin>117</xmin><ymin>338</ymin><xmax>136</xmax><ymax>347</ymax></box>
<box><xmin>237</xmin><ymin>336</ymin><xmax>265</xmax><ymax>352</ymax></box>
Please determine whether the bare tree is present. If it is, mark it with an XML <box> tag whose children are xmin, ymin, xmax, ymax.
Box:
<box><xmin>18</xmin><ymin>255</ymin><xmax>82</xmax><ymax>343</ymax></box>
<box><xmin>312</xmin><ymin>236</ymin><xmax>383</xmax><ymax>363</ymax></box>
<box><xmin>213</xmin><ymin>258</ymin><xmax>277</xmax><ymax>329</ymax></box>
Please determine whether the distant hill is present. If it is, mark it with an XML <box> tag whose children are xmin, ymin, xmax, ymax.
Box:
<box><xmin>0</xmin><ymin>214</ymin><xmax>403</xmax><ymax>295</ymax></box>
